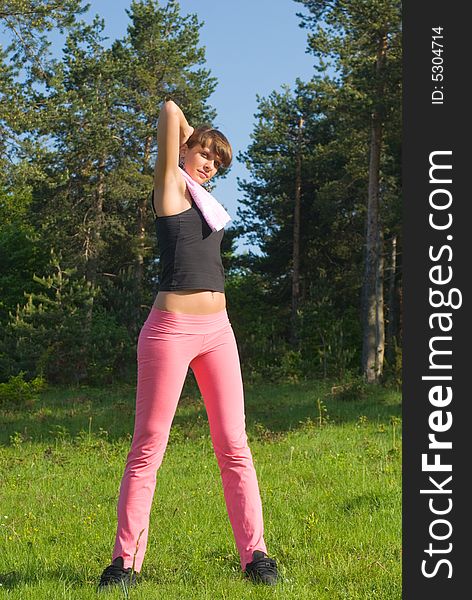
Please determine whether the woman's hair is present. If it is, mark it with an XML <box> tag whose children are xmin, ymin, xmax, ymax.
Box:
<box><xmin>186</xmin><ymin>125</ymin><xmax>232</xmax><ymax>169</ymax></box>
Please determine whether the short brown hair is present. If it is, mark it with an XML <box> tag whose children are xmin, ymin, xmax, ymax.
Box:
<box><xmin>186</xmin><ymin>125</ymin><xmax>232</xmax><ymax>169</ymax></box>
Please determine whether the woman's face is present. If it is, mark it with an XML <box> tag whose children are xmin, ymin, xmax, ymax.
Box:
<box><xmin>181</xmin><ymin>143</ymin><xmax>222</xmax><ymax>183</ymax></box>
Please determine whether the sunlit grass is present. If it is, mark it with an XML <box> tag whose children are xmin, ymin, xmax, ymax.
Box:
<box><xmin>0</xmin><ymin>377</ymin><xmax>401</xmax><ymax>599</ymax></box>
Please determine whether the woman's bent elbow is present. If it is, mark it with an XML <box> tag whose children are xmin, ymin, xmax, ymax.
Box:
<box><xmin>162</xmin><ymin>99</ymin><xmax>179</xmax><ymax>114</ymax></box>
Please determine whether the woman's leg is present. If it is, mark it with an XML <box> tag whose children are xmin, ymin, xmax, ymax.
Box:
<box><xmin>189</xmin><ymin>322</ymin><xmax>268</xmax><ymax>571</ymax></box>
<box><xmin>112</xmin><ymin>310</ymin><xmax>202</xmax><ymax>572</ymax></box>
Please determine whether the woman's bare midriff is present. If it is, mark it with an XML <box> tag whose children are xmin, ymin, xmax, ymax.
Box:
<box><xmin>153</xmin><ymin>290</ymin><xmax>226</xmax><ymax>314</ymax></box>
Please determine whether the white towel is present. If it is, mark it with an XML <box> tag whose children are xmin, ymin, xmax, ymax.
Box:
<box><xmin>179</xmin><ymin>166</ymin><xmax>232</xmax><ymax>232</ymax></box>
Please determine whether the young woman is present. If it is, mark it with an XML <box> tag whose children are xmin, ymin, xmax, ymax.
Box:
<box><xmin>98</xmin><ymin>100</ymin><xmax>278</xmax><ymax>590</ymax></box>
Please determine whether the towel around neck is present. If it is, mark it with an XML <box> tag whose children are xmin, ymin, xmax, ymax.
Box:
<box><xmin>178</xmin><ymin>166</ymin><xmax>232</xmax><ymax>232</ymax></box>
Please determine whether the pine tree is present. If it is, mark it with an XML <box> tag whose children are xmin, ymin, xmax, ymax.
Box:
<box><xmin>0</xmin><ymin>249</ymin><xmax>132</xmax><ymax>383</ymax></box>
<box><xmin>110</xmin><ymin>0</ymin><xmax>218</xmax><ymax>310</ymax></box>
<box><xmin>237</xmin><ymin>78</ymin><xmax>368</xmax><ymax>378</ymax></box>
<box><xmin>2</xmin><ymin>1</ymin><xmax>231</xmax><ymax>383</ymax></box>
<box><xmin>295</xmin><ymin>0</ymin><xmax>402</xmax><ymax>382</ymax></box>
<box><xmin>0</xmin><ymin>0</ymin><xmax>85</xmax><ymax>67</ymax></box>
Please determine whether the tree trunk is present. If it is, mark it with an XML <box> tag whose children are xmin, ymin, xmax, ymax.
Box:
<box><xmin>385</xmin><ymin>233</ymin><xmax>397</xmax><ymax>366</ymax></box>
<box><xmin>85</xmin><ymin>155</ymin><xmax>105</xmax><ymax>286</ymax></box>
<box><xmin>397</xmin><ymin>274</ymin><xmax>403</xmax><ymax>345</ymax></box>
<box><xmin>375</xmin><ymin>224</ymin><xmax>385</xmax><ymax>378</ymax></box>
<box><xmin>82</xmin><ymin>155</ymin><xmax>105</xmax><ymax>380</ymax></box>
<box><xmin>136</xmin><ymin>134</ymin><xmax>153</xmax><ymax>289</ymax></box>
<box><xmin>361</xmin><ymin>113</ymin><xmax>382</xmax><ymax>382</ymax></box>
<box><xmin>361</xmin><ymin>32</ymin><xmax>387</xmax><ymax>383</ymax></box>
<box><xmin>290</xmin><ymin>116</ymin><xmax>303</xmax><ymax>348</ymax></box>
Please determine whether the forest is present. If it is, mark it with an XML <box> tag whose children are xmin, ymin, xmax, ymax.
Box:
<box><xmin>0</xmin><ymin>3</ymin><xmax>403</xmax><ymax>597</ymax></box>
<box><xmin>0</xmin><ymin>0</ymin><xmax>402</xmax><ymax>388</ymax></box>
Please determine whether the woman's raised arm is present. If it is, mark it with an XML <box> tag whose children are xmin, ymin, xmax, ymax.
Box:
<box><xmin>154</xmin><ymin>100</ymin><xmax>194</xmax><ymax>187</ymax></box>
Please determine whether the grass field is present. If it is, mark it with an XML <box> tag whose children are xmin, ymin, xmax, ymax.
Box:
<box><xmin>0</xmin><ymin>376</ymin><xmax>401</xmax><ymax>599</ymax></box>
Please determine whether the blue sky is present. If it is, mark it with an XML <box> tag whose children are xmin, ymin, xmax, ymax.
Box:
<box><xmin>3</xmin><ymin>0</ymin><xmax>318</xmax><ymax>254</ymax></box>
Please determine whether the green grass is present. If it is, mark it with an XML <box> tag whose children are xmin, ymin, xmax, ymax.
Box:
<box><xmin>0</xmin><ymin>376</ymin><xmax>401</xmax><ymax>599</ymax></box>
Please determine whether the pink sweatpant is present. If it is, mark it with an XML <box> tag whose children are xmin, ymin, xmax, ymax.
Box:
<box><xmin>112</xmin><ymin>307</ymin><xmax>267</xmax><ymax>572</ymax></box>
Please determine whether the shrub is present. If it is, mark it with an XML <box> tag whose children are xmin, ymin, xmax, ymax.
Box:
<box><xmin>0</xmin><ymin>371</ymin><xmax>47</xmax><ymax>408</ymax></box>
<box><xmin>0</xmin><ymin>250</ymin><xmax>134</xmax><ymax>385</ymax></box>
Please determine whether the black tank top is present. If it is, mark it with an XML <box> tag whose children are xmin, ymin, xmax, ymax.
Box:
<box><xmin>151</xmin><ymin>190</ymin><xmax>225</xmax><ymax>292</ymax></box>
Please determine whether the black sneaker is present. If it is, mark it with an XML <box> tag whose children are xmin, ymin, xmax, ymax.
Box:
<box><xmin>98</xmin><ymin>556</ymin><xmax>137</xmax><ymax>592</ymax></box>
<box><xmin>244</xmin><ymin>550</ymin><xmax>278</xmax><ymax>585</ymax></box>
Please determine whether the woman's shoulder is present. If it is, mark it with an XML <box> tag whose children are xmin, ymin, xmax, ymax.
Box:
<box><xmin>152</xmin><ymin>170</ymin><xmax>190</xmax><ymax>217</ymax></box>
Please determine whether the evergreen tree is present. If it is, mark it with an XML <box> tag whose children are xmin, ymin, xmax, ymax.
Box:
<box><xmin>0</xmin><ymin>249</ymin><xmax>132</xmax><ymax>383</ymax></box>
<box><xmin>1</xmin><ymin>1</ymin><xmax>231</xmax><ymax>383</ymax></box>
<box><xmin>110</xmin><ymin>0</ymin><xmax>218</xmax><ymax>308</ymax></box>
<box><xmin>295</xmin><ymin>0</ymin><xmax>402</xmax><ymax>382</ymax></box>
<box><xmin>0</xmin><ymin>0</ymin><xmax>86</xmax><ymax>68</ymax></box>
<box><xmin>236</xmin><ymin>78</ymin><xmax>367</xmax><ymax>379</ymax></box>
<box><xmin>28</xmin><ymin>1</ymin><xmax>220</xmax><ymax>337</ymax></box>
